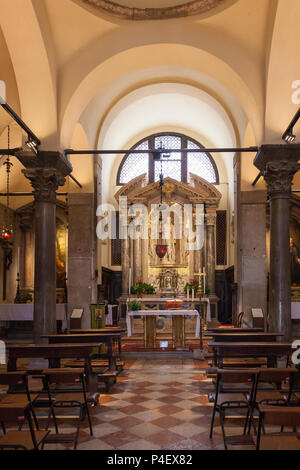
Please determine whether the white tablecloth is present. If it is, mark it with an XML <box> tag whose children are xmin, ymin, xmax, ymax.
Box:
<box><xmin>0</xmin><ymin>304</ymin><xmax>67</xmax><ymax>330</ymax></box>
<box><xmin>292</xmin><ymin>302</ymin><xmax>300</xmax><ymax>319</ymax></box>
<box><xmin>126</xmin><ymin>310</ymin><xmax>200</xmax><ymax>337</ymax></box>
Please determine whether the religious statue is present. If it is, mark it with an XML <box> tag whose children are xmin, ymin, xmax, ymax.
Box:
<box><xmin>290</xmin><ymin>237</ymin><xmax>300</xmax><ymax>285</ymax></box>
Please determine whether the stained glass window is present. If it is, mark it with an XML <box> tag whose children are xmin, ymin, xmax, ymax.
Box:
<box><xmin>117</xmin><ymin>133</ymin><xmax>218</xmax><ymax>185</ymax></box>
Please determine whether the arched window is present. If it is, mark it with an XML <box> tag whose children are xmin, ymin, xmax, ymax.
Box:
<box><xmin>117</xmin><ymin>132</ymin><xmax>219</xmax><ymax>185</ymax></box>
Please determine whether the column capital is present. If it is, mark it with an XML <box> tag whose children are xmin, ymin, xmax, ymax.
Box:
<box><xmin>17</xmin><ymin>150</ymin><xmax>72</xmax><ymax>204</ymax></box>
<box><xmin>205</xmin><ymin>206</ymin><xmax>217</xmax><ymax>226</ymax></box>
<box><xmin>263</xmin><ymin>160</ymin><xmax>300</xmax><ymax>196</ymax></box>
<box><xmin>254</xmin><ymin>144</ymin><xmax>300</xmax><ymax>196</ymax></box>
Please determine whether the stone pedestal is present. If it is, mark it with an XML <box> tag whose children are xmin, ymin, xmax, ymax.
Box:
<box><xmin>17</xmin><ymin>151</ymin><xmax>72</xmax><ymax>343</ymax></box>
<box><xmin>254</xmin><ymin>145</ymin><xmax>300</xmax><ymax>340</ymax></box>
<box><xmin>205</xmin><ymin>208</ymin><xmax>217</xmax><ymax>295</ymax></box>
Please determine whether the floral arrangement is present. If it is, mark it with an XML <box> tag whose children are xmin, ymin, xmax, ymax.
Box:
<box><xmin>128</xmin><ymin>300</ymin><xmax>142</xmax><ymax>311</ymax></box>
<box><xmin>130</xmin><ymin>278</ymin><xmax>156</xmax><ymax>295</ymax></box>
<box><xmin>184</xmin><ymin>278</ymin><xmax>199</xmax><ymax>294</ymax></box>
<box><xmin>14</xmin><ymin>292</ymin><xmax>33</xmax><ymax>304</ymax></box>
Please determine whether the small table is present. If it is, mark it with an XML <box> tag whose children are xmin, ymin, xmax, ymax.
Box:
<box><xmin>208</xmin><ymin>341</ymin><xmax>293</xmax><ymax>368</ymax></box>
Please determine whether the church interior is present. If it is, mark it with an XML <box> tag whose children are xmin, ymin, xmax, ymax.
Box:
<box><xmin>1</xmin><ymin>0</ymin><xmax>300</xmax><ymax>452</ymax></box>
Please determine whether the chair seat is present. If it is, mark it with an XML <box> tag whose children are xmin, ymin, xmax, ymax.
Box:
<box><xmin>0</xmin><ymin>430</ymin><xmax>49</xmax><ymax>450</ymax></box>
<box><xmin>0</xmin><ymin>394</ymin><xmax>39</xmax><ymax>405</ymax></box>
<box><xmin>43</xmin><ymin>433</ymin><xmax>77</xmax><ymax>444</ymax></box>
<box><xmin>259</xmin><ymin>434</ymin><xmax>300</xmax><ymax>451</ymax></box>
<box><xmin>50</xmin><ymin>393</ymin><xmax>86</xmax><ymax>404</ymax></box>
<box><xmin>254</xmin><ymin>390</ymin><xmax>287</xmax><ymax>403</ymax></box>
<box><xmin>215</xmin><ymin>393</ymin><xmax>248</xmax><ymax>405</ymax></box>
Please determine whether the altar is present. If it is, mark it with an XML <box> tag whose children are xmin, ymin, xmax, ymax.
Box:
<box><xmin>126</xmin><ymin>297</ymin><xmax>210</xmax><ymax>348</ymax></box>
<box><xmin>0</xmin><ymin>304</ymin><xmax>67</xmax><ymax>330</ymax></box>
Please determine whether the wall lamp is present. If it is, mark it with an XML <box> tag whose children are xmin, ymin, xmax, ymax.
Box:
<box><xmin>282</xmin><ymin>108</ymin><xmax>300</xmax><ymax>143</ymax></box>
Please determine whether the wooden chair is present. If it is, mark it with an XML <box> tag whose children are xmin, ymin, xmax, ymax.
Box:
<box><xmin>246</xmin><ymin>367</ymin><xmax>297</xmax><ymax>434</ymax></box>
<box><xmin>256</xmin><ymin>405</ymin><xmax>300</xmax><ymax>450</ymax></box>
<box><xmin>209</xmin><ymin>369</ymin><xmax>258</xmax><ymax>450</ymax></box>
<box><xmin>40</xmin><ymin>369</ymin><xmax>93</xmax><ymax>450</ymax></box>
<box><xmin>0</xmin><ymin>404</ymin><xmax>49</xmax><ymax>451</ymax></box>
<box><xmin>237</xmin><ymin>312</ymin><xmax>244</xmax><ymax>328</ymax></box>
<box><xmin>0</xmin><ymin>372</ymin><xmax>40</xmax><ymax>430</ymax></box>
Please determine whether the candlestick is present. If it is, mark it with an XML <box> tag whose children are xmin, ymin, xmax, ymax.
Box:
<box><xmin>128</xmin><ymin>267</ymin><xmax>132</xmax><ymax>295</ymax></box>
<box><xmin>192</xmin><ymin>288</ymin><xmax>194</xmax><ymax>302</ymax></box>
<box><xmin>17</xmin><ymin>247</ymin><xmax>20</xmax><ymax>273</ymax></box>
<box><xmin>187</xmin><ymin>289</ymin><xmax>189</xmax><ymax>302</ymax></box>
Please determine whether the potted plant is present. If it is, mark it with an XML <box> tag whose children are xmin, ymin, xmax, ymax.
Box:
<box><xmin>14</xmin><ymin>292</ymin><xmax>33</xmax><ymax>304</ymax></box>
<box><xmin>128</xmin><ymin>300</ymin><xmax>142</xmax><ymax>311</ymax></box>
<box><xmin>130</xmin><ymin>278</ymin><xmax>155</xmax><ymax>297</ymax></box>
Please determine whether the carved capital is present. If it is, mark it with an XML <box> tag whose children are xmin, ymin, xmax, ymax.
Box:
<box><xmin>22</xmin><ymin>168</ymin><xmax>66</xmax><ymax>203</ymax></box>
<box><xmin>263</xmin><ymin>161</ymin><xmax>300</xmax><ymax>196</ymax></box>
<box><xmin>205</xmin><ymin>213</ymin><xmax>216</xmax><ymax>226</ymax></box>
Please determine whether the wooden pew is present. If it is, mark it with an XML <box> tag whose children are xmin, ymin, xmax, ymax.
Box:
<box><xmin>204</xmin><ymin>332</ymin><xmax>283</xmax><ymax>342</ymax></box>
<box><xmin>208</xmin><ymin>341</ymin><xmax>293</xmax><ymax>368</ymax></box>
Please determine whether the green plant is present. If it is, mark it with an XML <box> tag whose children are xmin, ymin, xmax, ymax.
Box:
<box><xmin>130</xmin><ymin>278</ymin><xmax>155</xmax><ymax>295</ymax></box>
<box><xmin>128</xmin><ymin>300</ymin><xmax>142</xmax><ymax>311</ymax></box>
<box><xmin>14</xmin><ymin>292</ymin><xmax>33</xmax><ymax>304</ymax></box>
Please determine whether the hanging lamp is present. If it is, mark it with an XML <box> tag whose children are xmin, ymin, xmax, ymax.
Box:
<box><xmin>1</xmin><ymin>126</ymin><xmax>13</xmax><ymax>242</ymax></box>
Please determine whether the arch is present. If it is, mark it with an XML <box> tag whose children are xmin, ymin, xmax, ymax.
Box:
<box><xmin>116</xmin><ymin>132</ymin><xmax>219</xmax><ymax>186</ymax></box>
<box><xmin>0</xmin><ymin>0</ymin><xmax>58</xmax><ymax>148</ymax></box>
<box><xmin>60</xmin><ymin>25</ymin><xmax>263</xmax><ymax>147</ymax></box>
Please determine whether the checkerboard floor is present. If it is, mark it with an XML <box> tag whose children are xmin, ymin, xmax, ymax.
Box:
<box><xmin>40</xmin><ymin>357</ymin><xmax>254</xmax><ymax>450</ymax></box>
<box><xmin>1</xmin><ymin>355</ymin><xmax>257</xmax><ymax>450</ymax></box>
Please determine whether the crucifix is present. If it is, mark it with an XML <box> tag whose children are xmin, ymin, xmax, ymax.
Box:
<box><xmin>194</xmin><ymin>267</ymin><xmax>206</xmax><ymax>296</ymax></box>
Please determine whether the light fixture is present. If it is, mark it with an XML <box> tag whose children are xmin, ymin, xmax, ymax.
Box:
<box><xmin>1</xmin><ymin>126</ymin><xmax>13</xmax><ymax>242</ymax></box>
<box><xmin>156</xmin><ymin>160</ymin><xmax>168</xmax><ymax>259</ymax></box>
<box><xmin>282</xmin><ymin>108</ymin><xmax>300</xmax><ymax>143</ymax></box>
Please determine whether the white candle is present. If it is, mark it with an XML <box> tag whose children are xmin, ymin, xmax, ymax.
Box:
<box><xmin>192</xmin><ymin>288</ymin><xmax>194</xmax><ymax>302</ymax></box>
<box><xmin>187</xmin><ymin>289</ymin><xmax>189</xmax><ymax>301</ymax></box>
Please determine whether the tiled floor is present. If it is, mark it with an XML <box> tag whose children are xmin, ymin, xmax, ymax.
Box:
<box><xmin>1</xmin><ymin>355</ymin><xmax>257</xmax><ymax>450</ymax></box>
<box><xmin>44</xmin><ymin>356</ymin><xmax>253</xmax><ymax>451</ymax></box>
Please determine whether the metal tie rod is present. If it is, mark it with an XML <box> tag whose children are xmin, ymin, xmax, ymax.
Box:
<box><xmin>65</xmin><ymin>146</ymin><xmax>259</xmax><ymax>155</ymax></box>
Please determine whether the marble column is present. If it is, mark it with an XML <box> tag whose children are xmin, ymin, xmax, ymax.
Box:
<box><xmin>122</xmin><ymin>237</ymin><xmax>130</xmax><ymax>295</ymax></box>
<box><xmin>205</xmin><ymin>208</ymin><xmax>217</xmax><ymax>296</ymax></box>
<box><xmin>254</xmin><ymin>145</ymin><xmax>300</xmax><ymax>340</ymax></box>
<box><xmin>134</xmin><ymin>237</ymin><xmax>142</xmax><ymax>281</ymax></box>
<box><xmin>19</xmin><ymin>212</ymin><xmax>34</xmax><ymax>291</ymax></box>
<box><xmin>17</xmin><ymin>151</ymin><xmax>72</xmax><ymax>343</ymax></box>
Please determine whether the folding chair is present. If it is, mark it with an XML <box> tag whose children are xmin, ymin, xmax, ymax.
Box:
<box><xmin>0</xmin><ymin>404</ymin><xmax>49</xmax><ymax>451</ymax></box>
<box><xmin>246</xmin><ymin>367</ymin><xmax>297</xmax><ymax>434</ymax></box>
<box><xmin>256</xmin><ymin>405</ymin><xmax>300</xmax><ymax>450</ymax></box>
<box><xmin>209</xmin><ymin>369</ymin><xmax>258</xmax><ymax>450</ymax></box>
<box><xmin>0</xmin><ymin>372</ymin><xmax>40</xmax><ymax>431</ymax></box>
<box><xmin>41</xmin><ymin>369</ymin><xmax>93</xmax><ymax>450</ymax></box>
